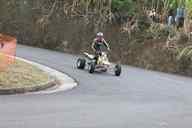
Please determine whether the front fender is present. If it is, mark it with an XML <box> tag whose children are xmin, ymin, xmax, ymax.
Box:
<box><xmin>83</xmin><ymin>52</ymin><xmax>95</xmax><ymax>60</ymax></box>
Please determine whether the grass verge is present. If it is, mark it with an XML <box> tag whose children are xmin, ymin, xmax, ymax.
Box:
<box><xmin>0</xmin><ymin>59</ymin><xmax>50</xmax><ymax>89</ymax></box>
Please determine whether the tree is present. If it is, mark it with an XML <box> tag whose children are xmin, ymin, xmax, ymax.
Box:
<box><xmin>184</xmin><ymin>0</ymin><xmax>192</xmax><ymax>33</ymax></box>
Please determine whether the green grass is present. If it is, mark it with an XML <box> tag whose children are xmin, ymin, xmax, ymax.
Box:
<box><xmin>0</xmin><ymin>59</ymin><xmax>50</xmax><ymax>89</ymax></box>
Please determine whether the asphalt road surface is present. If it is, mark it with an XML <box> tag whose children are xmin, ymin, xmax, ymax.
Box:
<box><xmin>0</xmin><ymin>44</ymin><xmax>192</xmax><ymax>128</ymax></box>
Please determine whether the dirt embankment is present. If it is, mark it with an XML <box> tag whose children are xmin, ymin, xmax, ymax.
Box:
<box><xmin>0</xmin><ymin>1</ymin><xmax>191</xmax><ymax>76</ymax></box>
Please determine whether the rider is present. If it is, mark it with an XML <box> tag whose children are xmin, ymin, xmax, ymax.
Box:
<box><xmin>92</xmin><ymin>32</ymin><xmax>110</xmax><ymax>64</ymax></box>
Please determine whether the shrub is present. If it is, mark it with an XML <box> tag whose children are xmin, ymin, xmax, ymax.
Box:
<box><xmin>137</xmin><ymin>15</ymin><xmax>151</xmax><ymax>31</ymax></box>
<box><xmin>112</xmin><ymin>0</ymin><xmax>136</xmax><ymax>15</ymax></box>
<box><xmin>147</xmin><ymin>23</ymin><xmax>170</xmax><ymax>39</ymax></box>
<box><xmin>177</xmin><ymin>32</ymin><xmax>189</xmax><ymax>44</ymax></box>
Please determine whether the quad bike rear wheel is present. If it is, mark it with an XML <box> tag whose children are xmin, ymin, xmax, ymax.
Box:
<box><xmin>114</xmin><ymin>64</ymin><xmax>121</xmax><ymax>76</ymax></box>
<box><xmin>89</xmin><ymin>62</ymin><xmax>95</xmax><ymax>73</ymax></box>
<box><xmin>77</xmin><ymin>58</ymin><xmax>86</xmax><ymax>69</ymax></box>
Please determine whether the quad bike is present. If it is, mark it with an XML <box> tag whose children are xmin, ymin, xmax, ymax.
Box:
<box><xmin>76</xmin><ymin>52</ymin><xmax>121</xmax><ymax>76</ymax></box>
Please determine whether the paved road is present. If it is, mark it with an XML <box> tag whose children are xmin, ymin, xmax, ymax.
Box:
<box><xmin>0</xmin><ymin>44</ymin><xmax>192</xmax><ymax>128</ymax></box>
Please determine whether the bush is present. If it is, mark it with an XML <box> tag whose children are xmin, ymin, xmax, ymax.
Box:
<box><xmin>112</xmin><ymin>0</ymin><xmax>136</xmax><ymax>15</ymax></box>
<box><xmin>177</xmin><ymin>32</ymin><xmax>189</xmax><ymax>44</ymax></box>
<box><xmin>147</xmin><ymin>23</ymin><xmax>170</xmax><ymax>39</ymax></box>
<box><xmin>137</xmin><ymin>15</ymin><xmax>151</xmax><ymax>31</ymax></box>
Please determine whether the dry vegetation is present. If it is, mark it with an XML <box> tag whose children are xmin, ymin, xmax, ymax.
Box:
<box><xmin>0</xmin><ymin>60</ymin><xmax>49</xmax><ymax>89</ymax></box>
<box><xmin>0</xmin><ymin>0</ymin><xmax>192</xmax><ymax>76</ymax></box>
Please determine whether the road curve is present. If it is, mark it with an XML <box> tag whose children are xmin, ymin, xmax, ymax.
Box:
<box><xmin>0</xmin><ymin>44</ymin><xmax>192</xmax><ymax>128</ymax></box>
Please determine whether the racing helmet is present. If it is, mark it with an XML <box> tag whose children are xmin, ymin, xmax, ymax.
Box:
<box><xmin>97</xmin><ymin>32</ymin><xmax>104</xmax><ymax>37</ymax></box>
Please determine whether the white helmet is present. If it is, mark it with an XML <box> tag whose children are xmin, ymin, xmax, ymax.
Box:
<box><xmin>97</xmin><ymin>32</ymin><xmax>104</xmax><ymax>37</ymax></box>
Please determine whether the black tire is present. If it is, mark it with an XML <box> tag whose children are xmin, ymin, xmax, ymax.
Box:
<box><xmin>77</xmin><ymin>58</ymin><xmax>86</xmax><ymax>69</ymax></box>
<box><xmin>115</xmin><ymin>64</ymin><xmax>121</xmax><ymax>76</ymax></box>
<box><xmin>89</xmin><ymin>62</ymin><xmax>95</xmax><ymax>73</ymax></box>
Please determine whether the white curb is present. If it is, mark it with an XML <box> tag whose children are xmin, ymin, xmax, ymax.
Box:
<box><xmin>16</xmin><ymin>57</ymin><xmax>77</xmax><ymax>94</ymax></box>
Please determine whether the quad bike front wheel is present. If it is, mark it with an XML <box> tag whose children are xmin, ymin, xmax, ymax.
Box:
<box><xmin>89</xmin><ymin>62</ymin><xmax>95</xmax><ymax>73</ymax></box>
<box><xmin>77</xmin><ymin>58</ymin><xmax>86</xmax><ymax>69</ymax></box>
<box><xmin>114</xmin><ymin>64</ymin><xmax>121</xmax><ymax>76</ymax></box>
